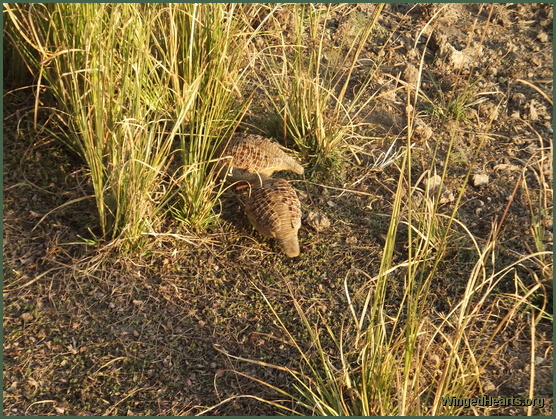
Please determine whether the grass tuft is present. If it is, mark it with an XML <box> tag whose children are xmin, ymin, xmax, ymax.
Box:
<box><xmin>5</xmin><ymin>3</ymin><xmax>258</xmax><ymax>244</ymax></box>
<box><xmin>253</xmin><ymin>4</ymin><xmax>385</xmax><ymax>177</ymax></box>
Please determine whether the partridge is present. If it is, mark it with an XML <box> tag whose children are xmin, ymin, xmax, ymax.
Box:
<box><xmin>244</xmin><ymin>177</ymin><xmax>302</xmax><ymax>257</ymax></box>
<box><xmin>216</xmin><ymin>133</ymin><xmax>304</xmax><ymax>183</ymax></box>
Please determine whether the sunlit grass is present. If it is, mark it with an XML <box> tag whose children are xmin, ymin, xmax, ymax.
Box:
<box><xmin>202</xmin><ymin>5</ymin><xmax>551</xmax><ymax>415</ymax></box>
<box><xmin>209</xmin><ymin>126</ymin><xmax>551</xmax><ymax>414</ymax></box>
<box><xmin>4</xmin><ymin>3</ymin><xmax>259</xmax><ymax>242</ymax></box>
<box><xmin>254</xmin><ymin>3</ymin><xmax>385</xmax><ymax>176</ymax></box>
<box><xmin>154</xmin><ymin>4</ymin><xmax>254</xmax><ymax>231</ymax></box>
<box><xmin>4</xmin><ymin>3</ymin><xmax>551</xmax><ymax>415</ymax></box>
<box><xmin>6</xmin><ymin>4</ymin><xmax>196</xmax><ymax>245</ymax></box>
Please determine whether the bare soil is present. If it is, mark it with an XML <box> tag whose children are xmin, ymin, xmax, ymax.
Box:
<box><xmin>3</xmin><ymin>4</ymin><xmax>553</xmax><ymax>416</ymax></box>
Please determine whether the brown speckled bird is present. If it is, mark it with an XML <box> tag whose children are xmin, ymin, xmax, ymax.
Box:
<box><xmin>244</xmin><ymin>177</ymin><xmax>302</xmax><ymax>257</ymax></box>
<box><xmin>216</xmin><ymin>133</ymin><xmax>304</xmax><ymax>183</ymax></box>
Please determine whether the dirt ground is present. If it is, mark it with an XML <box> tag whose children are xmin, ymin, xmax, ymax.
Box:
<box><xmin>3</xmin><ymin>3</ymin><xmax>553</xmax><ymax>416</ymax></box>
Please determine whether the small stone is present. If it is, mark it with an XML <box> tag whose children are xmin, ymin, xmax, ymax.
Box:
<box><xmin>414</xmin><ymin>121</ymin><xmax>433</xmax><ymax>141</ymax></box>
<box><xmin>472</xmin><ymin>173</ymin><xmax>489</xmax><ymax>187</ymax></box>
<box><xmin>346</xmin><ymin>236</ymin><xmax>358</xmax><ymax>245</ymax></box>
<box><xmin>411</xmin><ymin>191</ymin><xmax>424</xmax><ymax>207</ymax></box>
<box><xmin>536</xmin><ymin>32</ymin><xmax>549</xmax><ymax>43</ymax></box>
<box><xmin>438</xmin><ymin>188</ymin><xmax>455</xmax><ymax>204</ymax></box>
<box><xmin>425</xmin><ymin>175</ymin><xmax>455</xmax><ymax>204</ymax></box>
<box><xmin>483</xmin><ymin>379</ymin><xmax>496</xmax><ymax>392</ymax></box>
<box><xmin>306</xmin><ymin>211</ymin><xmax>331</xmax><ymax>232</ymax></box>
<box><xmin>20</xmin><ymin>312</ymin><xmax>34</xmax><ymax>322</ymax></box>
<box><xmin>478</xmin><ymin>102</ymin><xmax>499</xmax><ymax>121</ymax></box>
<box><xmin>402</xmin><ymin>63</ymin><xmax>420</xmax><ymax>86</ymax></box>
<box><xmin>529</xmin><ymin>102</ymin><xmax>538</xmax><ymax>120</ymax></box>
<box><xmin>426</xmin><ymin>174</ymin><xmax>442</xmax><ymax>190</ymax></box>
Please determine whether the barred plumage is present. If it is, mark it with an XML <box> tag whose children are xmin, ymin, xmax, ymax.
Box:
<box><xmin>216</xmin><ymin>133</ymin><xmax>304</xmax><ymax>183</ymax></box>
<box><xmin>244</xmin><ymin>177</ymin><xmax>302</xmax><ymax>257</ymax></box>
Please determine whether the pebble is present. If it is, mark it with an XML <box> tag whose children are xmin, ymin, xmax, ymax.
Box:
<box><xmin>472</xmin><ymin>173</ymin><xmax>489</xmax><ymax>187</ymax></box>
<box><xmin>306</xmin><ymin>211</ymin><xmax>331</xmax><ymax>232</ymax></box>
<box><xmin>402</xmin><ymin>63</ymin><xmax>420</xmax><ymax>86</ymax></box>
<box><xmin>414</xmin><ymin>118</ymin><xmax>433</xmax><ymax>141</ymax></box>
<box><xmin>20</xmin><ymin>312</ymin><xmax>34</xmax><ymax>322</ymax></box>
<box><xmin>345</xmin><ymin>236</ymin><xmax>358</xmax><ymax>245</ymax></box>
<box><xmin>425</xmin><ymin>175</ymin><xmax>455</xmax><ymax>204</ymax></box>
<box><xmin>529</xmin><ymin>102</ymin><xmax>538</xmax><ymax>120</ymax></box>
<box><xmin>536</xmin><ymin>32</ymin><xmax>549</xmax><ymax>43</ymax></box>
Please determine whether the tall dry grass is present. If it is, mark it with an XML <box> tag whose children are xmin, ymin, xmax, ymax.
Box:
<box><xmin>253</xmin><ymin>3</ymin><xmax>385</xmax><ymax>175</ymax></box>
<box><xmin>4</xmin><ymin>3</ymin><xmax>258</xmax><ymax>244</ymax></box>
<box><xmin>202</xmin><ymin>4</ymin><xmax>552</xmax><ymax>414</ymax></box>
